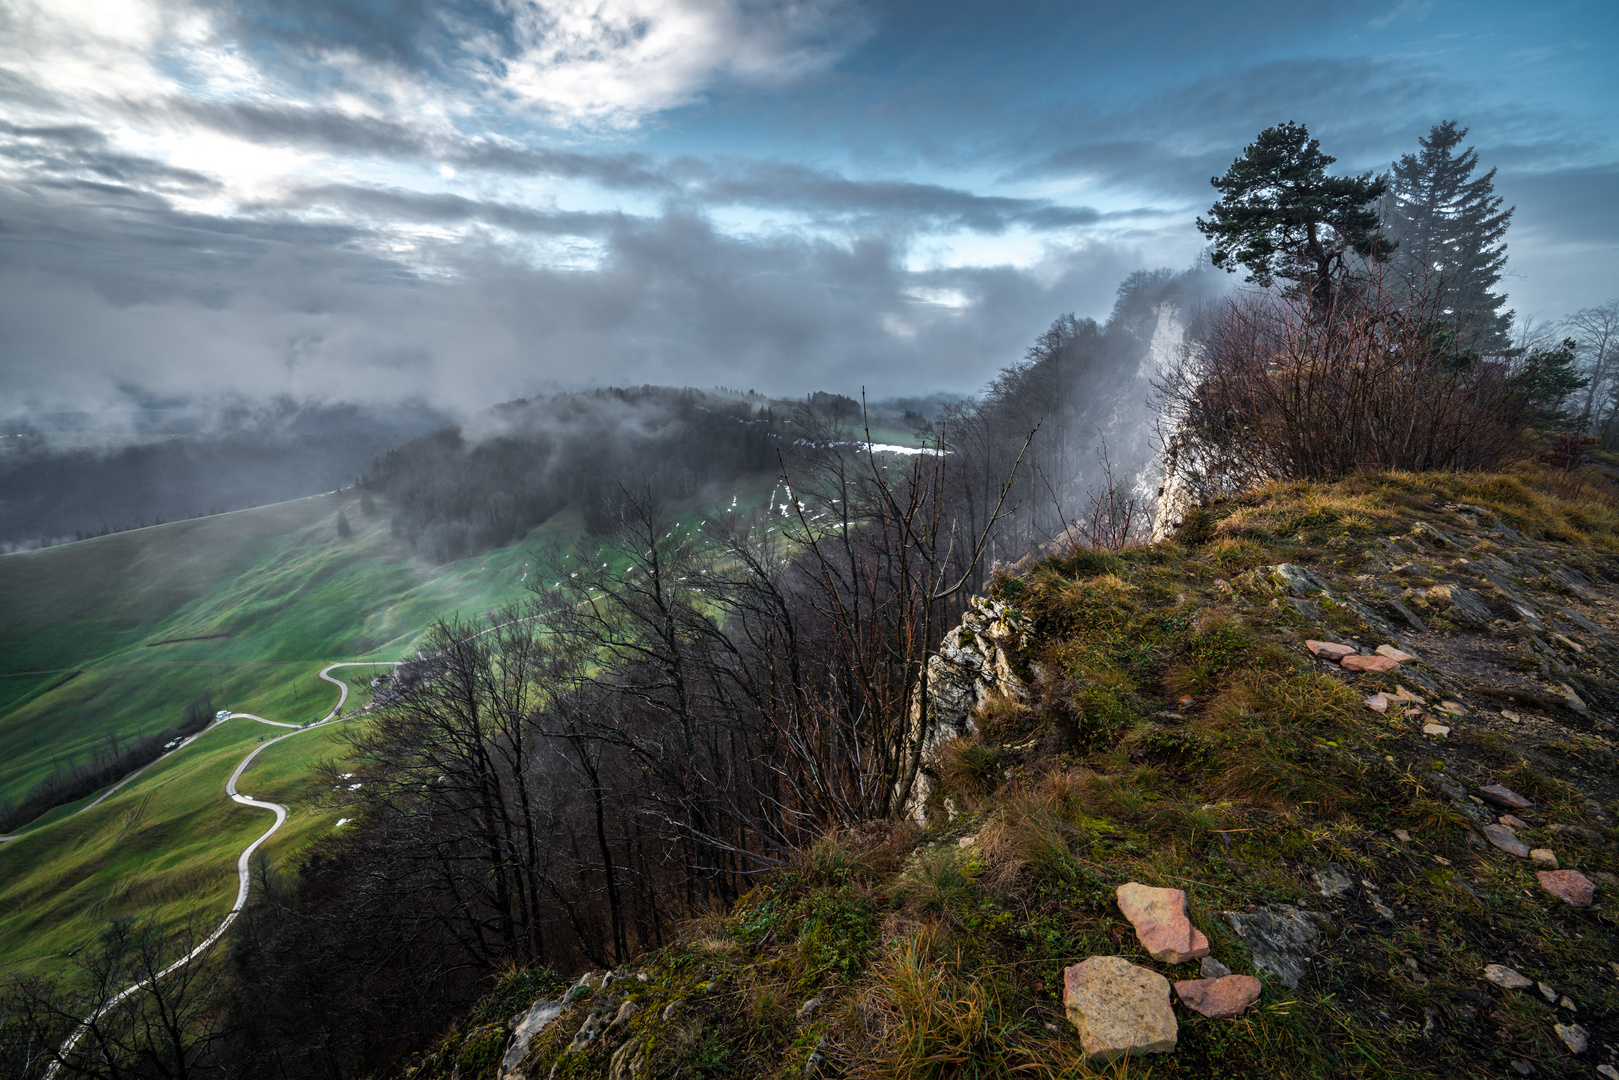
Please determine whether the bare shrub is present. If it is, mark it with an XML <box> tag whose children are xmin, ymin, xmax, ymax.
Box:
<box><xmin>1156</xmin><ymin>269</ymin><xmax>1584</xmax><ymax>499</ymax></box>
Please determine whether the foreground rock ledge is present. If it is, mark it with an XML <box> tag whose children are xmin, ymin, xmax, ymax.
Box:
<box><xmin>1063</xmin><ymin>956</ymin><xmax>1178</xmax><ymax>1062</ymax></box>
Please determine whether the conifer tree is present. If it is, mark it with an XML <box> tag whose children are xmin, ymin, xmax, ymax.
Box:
<box><xmin>1384</xmin><ymin>120</ymin><xmax>1515</xmax><ymax>352</ymax></box>
<box><xmin>1198</xmin><ymin>121</ymin><xmax>1390</xmax><ymax>314</ymax></box>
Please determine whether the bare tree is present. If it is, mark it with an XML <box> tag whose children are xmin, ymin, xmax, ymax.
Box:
<box><xmin>1567</xmin><ymin>299</ymin><xmax>1619</xmax><ymax>437</ymax></box>
<box><xmin>2</xmin><ymin>919</ymin><xmax>232</xmax><ymax>1080</ymax></box>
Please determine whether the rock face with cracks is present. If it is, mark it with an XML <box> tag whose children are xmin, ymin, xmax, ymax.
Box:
<box><xmin>1116</xmin><ymin>882</ymin><xmax>1210</xmax><ymax>963</ymax></box>
<box><xmin>1063</xmin><ymin>956</ymin><xmax>1178</xmax><ymax>1062</ymax></box>
<box><xmin>901</xmin><ymin>596</ymin><xmax>1033</xmax><ymax>820</ymax></box>
<box><xmin>1224</xmin><ymin>906</ymin><xmax>1328</xmax><ymax>988</ymax></box>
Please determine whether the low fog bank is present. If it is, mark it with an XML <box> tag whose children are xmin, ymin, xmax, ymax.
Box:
<box><xmin>0</xmin><ymin>398</ymin><xmax>454</xmax><ymax>548</ymax></box>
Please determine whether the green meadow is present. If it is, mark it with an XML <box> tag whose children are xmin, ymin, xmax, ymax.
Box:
<box><xmin>0</xmin><ymin>469</ymin><xmax>791</xmax><ymax>979</ymax></box>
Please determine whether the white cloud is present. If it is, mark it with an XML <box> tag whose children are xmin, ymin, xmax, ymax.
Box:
<box><xmin>493</xmin><ymin>0</ymin><xmax>866</xmax><ymax>128</ymax></box>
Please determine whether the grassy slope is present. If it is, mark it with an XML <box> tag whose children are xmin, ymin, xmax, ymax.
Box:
<box><xmin>0</xmin><ymin>470</ymin><xmax>789</xmax><ymax>980</ymax></box>
<box><xmin>420</xmin><ymin>466</ymin><xmax>1619</xmax><ymax>1080</ymax></box>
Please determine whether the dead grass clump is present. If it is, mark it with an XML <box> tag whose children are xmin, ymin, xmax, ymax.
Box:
<box><xmin>851</xmin><ymin>926</ymin><xmax>1059</xmax><ymax>1080</ymax></box>
<box><xmin>891</xmin><ymin>846</ymin><xmax>979</xmax><ymax>923</ymax></box>
<box><xmin>938</xmin><ymin>737</ymin><xmax>1004</xmax><ymax>803</ymax></box>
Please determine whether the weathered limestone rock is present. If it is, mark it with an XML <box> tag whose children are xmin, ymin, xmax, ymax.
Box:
<box><xmin>1424</xmin><ymin>585</ymin><xmax>1493</xmax><ymax>628</ymax></box>
<box><xmin>1116</xmin><ymin>883</ymin><xmax>1210</xmax><ymax>964</ymax></box>
<box><xmin>1483</xmin><ymin>964</ymin><xmax>1533</xmax><ymax>990</ymax></box>
<box><xmin>607</xmin><ymin>1040</ymin><xmax>646</xmax><ymax>1080</ymax></box>
<box><xmin>1482</xmin><ymin>824</ymin><xmax>1530</xmax><ymax>858</ymax></box>
<box><xmin>902</xmin><ymin>596</ymin><xmax>1032</xmax><ymax>820</ymax></box>
<box><xmin>1555</xmin><ymin>1022</ymin><xmax>1589</xmax><ymax>1053</ymax></box>
<box><xmin>1271</xmin><ymin>564</ymin><xmax>1333</xmax><ymax>598</ymax></box>
<box><xmin>1530</xmin><ymin>848</ymin><xmax>1559</xmax><ymax>869</ymax></box>
<box><xmin>1478</xmin><ymin>784</ymin><xmax>1532</xmax><ymax>810</ymax></box>
<box><xmin>1224</xmin><ymin>905</ymin><xmax>1327</xmax><ymax>988</ymax></box>
<box><xmin>1375</xmin><ymin>644</ymin><xmax>1416</xmax><ymax>663</ymax></box>
<box><xmin>1063</xmin><ymin>956</ymin><xmax>1178</xmax><ymax>1062</ymax></box>
<box><xmin>501</xmin><ymin>1000</ymin><xmax>564</xmax><ymax>1079</ymax></box>
<box><xmin>1173</xmin><ymin>975</ymin><xmax>1262</xmax><ymax>1018</ymax></box>
<box><xmin>1422</xmin><ymin>723</ymin><xmax>1451</xmax><ymax>738</ymax></box>
<box><xmin>1537</xmin><ymin>869</ymin><xmax>1595</xmax><ymax>907</ymax></box>
<box><xmin>1311</xmin><ymin>866</ymin><xmax>1353</xmax><ymax>899</ymax></box>
<box><xmin>564</xmin><ymin>995</ymin><xmax>623</xmax><ymax>1054</ymax></box>
<box><xmin>1342</xmin><ymin>654</ymin><xmax>1399</xmax><ymax>673</ymax></box>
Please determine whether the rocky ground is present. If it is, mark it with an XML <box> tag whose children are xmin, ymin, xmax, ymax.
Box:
<box><xmin>400</xmin><ymin>468</ymin><xmax>1619</xmax><ymax>1080</ymax></box>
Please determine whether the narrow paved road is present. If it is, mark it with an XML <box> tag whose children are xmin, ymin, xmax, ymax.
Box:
<box><xmin>43</xmin><ymin>660</ymin><xmax>398</xmax><ymax>1078</ymax></box>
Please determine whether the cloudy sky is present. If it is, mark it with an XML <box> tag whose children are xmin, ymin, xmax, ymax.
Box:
<box><xmin>2</xmin><ymin>0</ymin><xmax>1615</xmax><ymax>423</ymax></box>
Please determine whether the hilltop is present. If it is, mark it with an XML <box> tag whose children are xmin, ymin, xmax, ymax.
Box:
<box><xmin>403</xmin><ymin>469</ymin><xmax>1619</xmax><ymax>1079</ymax></box>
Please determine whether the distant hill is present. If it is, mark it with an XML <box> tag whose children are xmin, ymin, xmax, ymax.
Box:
<box><xmin>362</xmin><ymin>386</ymin><xmax>789</xmax><ymax>562</ymax></box>
<box><xmin>0</xmin><ymin>400</ymin><xmax>452</xmax><ymax>548</ymax></box>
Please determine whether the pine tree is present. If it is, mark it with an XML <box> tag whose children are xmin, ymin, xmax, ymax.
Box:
<box><xmin>1198</xmin><ymin>122</ymin><xmax>1390</xmax><ymax>313</ymax></box>
<box><xmin>1384</xmin><ymin>121</ymin><xmax>1515</xmax><ymax>353</ymax></box>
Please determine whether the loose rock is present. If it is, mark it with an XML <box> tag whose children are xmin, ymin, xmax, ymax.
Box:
<box><xmin>1596</xmin><ymin>1065</ymin><xmax>1619</xmax><ymax>1080</ymax></box>
<box><xmin>1199</xmin><ymin>956</ymin><xmax>1231</xmax><ymax>978</ymax></box>
<box><xmin>1224</xmin><ymin>905</ymin><xmax>1327</xmax><ymax>988</ymax></box>
<box><xmin>1499</xmin><ymin>814</ymin><xmax>1528</xmax><ymax>829</ymax></box>
<box><xmin>1306</xmin><ymin>640</ymin><xmax>1357</xmax><ymax>659</ymax></box>
<box><xmin>1483</xmin><ymin>964</ymin><xmax>1533</xmax><ymax>990</ymax></box>
<box><xmin>1116</xmin><ymin>883</ymin><xmax>1210</xmax><ymax>964</ymax></box>
<box><xmin>1554</xmin><ymin>1022</ymin><xmax>1588</xmax><ymax>1053</ymax></box>
<box><xmin>1173</xmin><ymin>975</ymin><xmax>1262</xmax><ymax>1018</ymax></box>
<box><xmin>1375</xmin><ymin>644</ymin><xmax>1415</xmax><ymax>663</ymax></box>
<box><xmin>1482</xmin><ymin>824</ymin><xmax>1530</xmax><ymax>857</ymax></box>
<box><xmin>1311</xmin><ymin>866</ymin><xmax>1353</xmax><ymax>899</ymax></box>
<box><xmin>1343</xmin><ymin>654</ymin><xmax>1399</xmax><ymax>673</ymax></box>
<box><xmin>1479</xmin><ymin>784</ymin><xmax>1532</xmax><ymax>809</ymax></box>
<box><xmin>1063</xmin><ymin>956</ymin><xmax>1178</xmax><ymax>1062</ymax></box>
<box><xmin>1423</xmin><ymin>723</ymin><xmax>1451</xmax><ymax>737</ymax></box>
<box><xmin>1536</xmin><ymin>869</ymin><xmax>1595</xmax><ymax>907</ymax></box>
<box><xmin>1529</xmin><ymin>848</ymin><xmax>1558</xmax><ymax>869</ymax></box>
<box><xmin>501</xmin><ymin>1000</ymin><xmax>564</xmax><ymax>1079</ymax></box>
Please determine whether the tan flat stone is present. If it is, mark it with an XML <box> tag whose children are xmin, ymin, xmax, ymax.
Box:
<box><xmin>1375</xmin><ymin>644</ymin><xmax>1415</xmax><ymax>663</ymax></box>
<box><xmin>1064</xmin><ymin>956</ymin><xmax>1177</xmax><ymax>1062</ymax></box>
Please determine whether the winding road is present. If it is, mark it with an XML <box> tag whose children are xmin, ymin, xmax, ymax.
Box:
<box><xmin>40</xmin><ymin>660</ymin><xmax>399</xmax><ymax>1078</ymax></box>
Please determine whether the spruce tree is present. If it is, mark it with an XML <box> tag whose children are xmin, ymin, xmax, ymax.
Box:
<box><xmin>1384</xmin><ymin>120</ymin><xmax>1515</xmax><ymax>352</ymax></box>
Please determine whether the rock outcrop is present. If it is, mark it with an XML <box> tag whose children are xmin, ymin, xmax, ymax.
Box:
<box><xmin>902</xmin><ymin>596</ymin><xmax>1033</xmax><ymax>819</ymax></box>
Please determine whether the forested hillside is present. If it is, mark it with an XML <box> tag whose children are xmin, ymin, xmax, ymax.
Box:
<box><xmin>361</xmin><ymin>387</ymin><xmax>788</xmax><ymax>561</ymax></box>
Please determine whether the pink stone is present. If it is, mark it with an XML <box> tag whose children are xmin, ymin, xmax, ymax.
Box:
<box><xmin>1342</xmin><ymin>654</ymin><xmax>1399</xmax><ymax>672</ymax></box>
<box><xmin>1116</xmin><ymin>883</ymin><xmax>1210</xmax><ymax>964</ymax></box>
<box><xmin>1537</xmin><ymin>869</ymin><xmax>1595</xmax><ymax>907</ymax></box>
<box><xmin>1306</xmin><ymin>640</ymin><xmax>1356</xmax><ymax>659</ymax></box>
<box><xmin>1498</xmin><ymin>814</ymin><xmax>1528</xmax><ymax>829</ymax></box>
<box><xmin>1364</xmin><ymin>694</ymin><xmax>1389</xmax><ymax>714</ymax></box>
<box><xmin>1173</xmin><ymin>975</ymin><xmax>1263</xmax><ymax>1018</ymax></box>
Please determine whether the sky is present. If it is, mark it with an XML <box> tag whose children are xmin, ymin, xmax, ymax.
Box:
<box><xmin>1</xmin><ymin>0</ymin><xmax>1616</xmax><ymax>425</ymax></box>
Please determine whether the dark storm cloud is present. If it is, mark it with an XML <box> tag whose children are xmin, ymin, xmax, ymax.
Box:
<box><xmin>0</xmin><ymin>150</ymin><xmax>1141</xmax><ymax>422</ymax></box>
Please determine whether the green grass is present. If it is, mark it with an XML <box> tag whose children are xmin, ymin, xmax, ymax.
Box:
<box><xmin>0</xmin><ymin>470</ymin><xmax>790</xmax><ymax>985</ymax></box>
